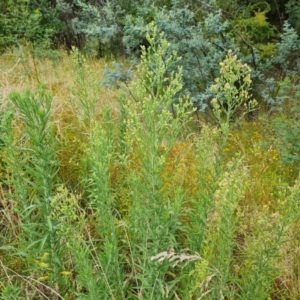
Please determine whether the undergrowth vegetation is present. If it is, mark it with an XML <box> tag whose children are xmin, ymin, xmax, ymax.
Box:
<box><xmin>0</xmin><ymin>21</ymin><xmax>300</xmax><ymax>300</ymax></box>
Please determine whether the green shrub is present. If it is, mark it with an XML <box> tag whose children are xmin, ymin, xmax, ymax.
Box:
<box><xmin>286</xmin><ymin>0</ymin><xmax>300</xmax><ymax>35</ymax></box>
<box><xmin>0</xmin><ymin>0</ymin><xmax>59</xmax><ymax>50</ymax></box>
<box><xmin>273</xmin><ymin>116</ymin><xmax>300</xmax><ymax>168</ymax></box>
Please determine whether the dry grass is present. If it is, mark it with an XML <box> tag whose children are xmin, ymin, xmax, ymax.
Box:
<box><xmin>0</xmin><ymin>48</ymin><xmax>121</xmax><ymax>117</ymax></box>
<box><xmin>0</xmin><ymin>47</ymin><xmax>122</xmax><ymax>193</ymax></box>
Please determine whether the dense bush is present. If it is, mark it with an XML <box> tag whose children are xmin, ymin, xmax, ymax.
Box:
<box><xmin>100</xmin><ymin>1</ymin><xmax>300</xmax><ymax>111</ymax></box>
<box><xmin>286</xmin><ymin>0</ymin><xmax>300</xmax><ymax>35</ymax></box>
<box><xmin>0</xmin><ymin>0</ymin><xmax>60</xmax><ymax>50</ymax></box>
<box><xmin>1</xmin><ymin>0</ymin><xmax>299</xmax><ymax>112</ymax></box>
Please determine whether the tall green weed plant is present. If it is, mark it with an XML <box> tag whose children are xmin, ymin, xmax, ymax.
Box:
<box><xmin>70</xmin><ymin>47</ymin><xmax>100</xmax><ymax>122</ymax></box>
<box><xmin>123</xmin><ymin>22</ymin><xmax>194</xmax><ymax>299</ymax></box>
<box><xmin>79</xmin><ymin>108</ymin><xmax>125</xmax><ymax>299</ymax></box>
<box><xmin>1</xmin><ymin>86</ymin><xmax>62</xmax><ymax>289</ymax></box>
<box><xmin>211</xmin><ymin>49</ymin><xmax>257</xmax><ymax>140</ymax></box>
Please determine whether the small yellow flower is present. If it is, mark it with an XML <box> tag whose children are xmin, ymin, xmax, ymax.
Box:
<box><xmin>211</xmin><ymin>84</ymin><xmax>218</xmax><ymax>91</ymax></box>
<box><xmin>61</xmin><ymin>271</ymin><xmax>72</xmax><ymax>276</ymax></box>
<box><xmin>35</xmin><ymin>260</ymin><xmax>50</xmax><ymax>269</ymax></box>
<box><xmin>38</xmin><ymin>276</ymin><xmax>48</xmax><ymax>281</ymax></box>
<box><xmin>41</xmin><ymin>252</ymin><xmax>49</xmax><ymax>261</ymax></box>
<box><xmin>224</xmin><ymin>83</ymin><xmax>231</xmax><ymax>90</ymax></box>
<box><xmin>211</xmin><ymin>98</ymin><xmax>217</xmax><ymax>105</ymax></box>
<box><xmin>38</xmin><ymin>262</ymin><xmax>49</xmax><ymax>269</ymax></box>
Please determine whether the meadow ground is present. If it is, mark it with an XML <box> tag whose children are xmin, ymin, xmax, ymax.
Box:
<box><xmin>0</xmin><ymin>47</ymin><xmax>299</xmax><ymax>299</ymax></box>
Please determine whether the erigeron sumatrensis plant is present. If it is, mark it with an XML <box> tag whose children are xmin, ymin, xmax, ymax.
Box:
<box><xmin>211</xmin><ymin>50</ymin><xmax>258</xmax><ymax>137</ymax></box>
